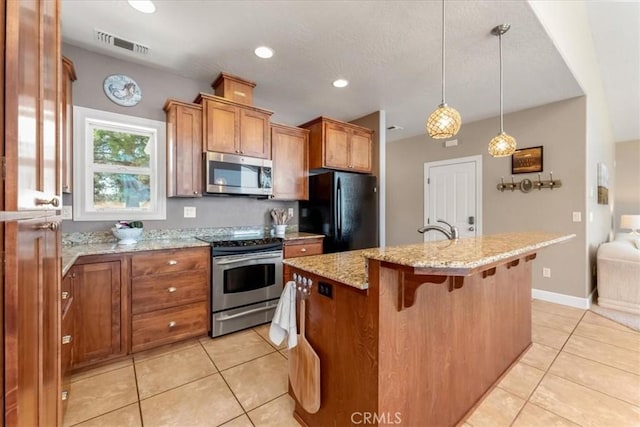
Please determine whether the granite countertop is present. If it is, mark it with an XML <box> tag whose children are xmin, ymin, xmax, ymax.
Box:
<box><xmin>283</xmin><ymin>232</ymin><xmax>325</xmax><ymax>241</ymax></box>
<box><xmin>283</xmin><ymin>249</ymin><xmax>370</xmax><ymax>290</ymax></box>
<box><xmin>283</xmin><ymin>232</ymin><xmax>575</xmax><ymax>290</ymax></box>
<box><xmin>61</xmin><ymin>238</ymin><xmax>210</xmax><ymax>276</ymax></box>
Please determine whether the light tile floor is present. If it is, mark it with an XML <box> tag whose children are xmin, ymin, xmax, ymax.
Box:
<box><xmin>64</xmin><ymin>300</ymin><xmax>640</xmax><ymax>426</ymax></box>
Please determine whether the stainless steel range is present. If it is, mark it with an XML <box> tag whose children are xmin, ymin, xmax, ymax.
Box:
<box><xmin>196</xmin><ymin>232</ymin><xmax>283</xmax><ymax>337</ymax></box>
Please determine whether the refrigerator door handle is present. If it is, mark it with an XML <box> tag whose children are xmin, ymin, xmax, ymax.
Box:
<box><xmin>336</xmin><ymin>178</ymin><xmax>342</xmax><ymax>240</ymax></box>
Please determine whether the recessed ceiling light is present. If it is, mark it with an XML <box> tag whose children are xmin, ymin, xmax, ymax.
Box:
<box><xmin>127</xmin><ymin>0</ymin><xmax>156</xmax><ymax>14</ymax></box>
<box><xmin>332</xmin><ymin>79</ymin><xmax>349</xmax><ymax>88</ymax></box>
<box><xmin>254</xmin><ymin>46</ymin><xmax>274</xmax><ymax>59</ymax></box>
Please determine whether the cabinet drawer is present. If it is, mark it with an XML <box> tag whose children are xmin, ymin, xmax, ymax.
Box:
<box><xmin>131</xmin><ymin>302</ymin><xmax>208</xmax><ymax>353</ymax></box>
<box><xmin>284</xmin><ymin>240</ymin><xmax>323</xmax><ymax>258</ymax></box>
<box><xmin>131</xmin><ymin>247</ymin><xmax>209</xmax><ymax>277</ymax></box>
<box><xmin>132</xmin><ymin>270</ymin><xmax>208</xmax><ymax>314</ymax></box>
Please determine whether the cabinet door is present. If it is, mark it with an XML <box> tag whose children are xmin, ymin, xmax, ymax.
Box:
<box><xmin>349</xmin><ymin>129</ymin><xmax>372</xmax><ymax>173</ymax></box>
<box><xmin>239</xmin><ymin>108</ymin><xmax>271</xmax><ymax>159</ymax></box>
<box><xmin>167</xmin><ymin>103</ymin><xmax>202</xmax><ymax>197</ymax></box>
<box><xmin>4</xmin><ymin>216</ymin><xmax>61</xmax><ymax>427</ymax></box>
<box><xmin>323</xmin><ymin>122</ymin><xmax>350</xmax><ymax>170</ymax></box>
<box><xmin>61</xmin><ymin>57</ymin><xmax>76</xmax><ymax>194</ymax></box>
<box><xmin>73</xmin><ymin>261</ymin><xmax>123</xmax><ymax>367</ymax></box>
<box><xmin>271</xmin><ymin>125</ymin><xmax>309</xmax><ymax>200</ymax></box>
<box><xmin>4</xmin><ymin>0</ymin><xmax>61</xmax><ymax>210</ymax></box>
<box><xmin>203</xmin><ymin>99</ymin><xmax>238</xmax><ymax>154</ymax></box>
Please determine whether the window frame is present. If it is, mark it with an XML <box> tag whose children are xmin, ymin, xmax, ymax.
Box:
<box><xmin>73</xmin><ymin>106</ymin><xmax>166</xmax><ymax>221</ymax></box>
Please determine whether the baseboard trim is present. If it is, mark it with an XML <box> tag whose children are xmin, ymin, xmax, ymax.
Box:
<box><xmin>532</xmin><ymin>288</ymin><xmax>595</xmax><ymax>310</ymax></box>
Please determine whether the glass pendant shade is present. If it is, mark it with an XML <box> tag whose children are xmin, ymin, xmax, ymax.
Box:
<box><xmin>488</xmin><ymin>132</ymin><xmax>517</xmax><ymax>157</ymax></box>
<box><xmin>427</xmin><ymin>104</ymin><xmax>462</xmax><ymax>139</ymax></box>
<box><xmin>427</xmin><ymin>0</ymin><xmax>461</xmax><ymax>139</ymax></box>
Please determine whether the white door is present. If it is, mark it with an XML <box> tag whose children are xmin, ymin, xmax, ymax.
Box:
<box><xmin>424</xmin><ymin>155</ymin><xmax>482</xmax><ymax>241</ymax></box>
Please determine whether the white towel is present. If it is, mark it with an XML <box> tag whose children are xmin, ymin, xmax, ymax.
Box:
<box><xmin>269</xmin><ymin>281</ymin><xmax>298</xmax><ymax>349</ymax></box>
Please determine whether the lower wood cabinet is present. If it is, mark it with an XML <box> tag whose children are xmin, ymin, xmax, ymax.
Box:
<box><xmin>284</xmin><ymin>237</ymin><xmax>324</xmax><ymax>259</ymax></box>
<box><xmin>72</xmin><ymin>259</ymin><xmax>125</xmax><ymax>368</ymax></box>
<box><xmin>130</xmin><ymin>247</ymin><xmax>210</xmax><ymax>353</ymax></box>
<box><xmin>66</xmin><ymin>247</ymin><xmax>210</xmax><ymax>373</ymax></box>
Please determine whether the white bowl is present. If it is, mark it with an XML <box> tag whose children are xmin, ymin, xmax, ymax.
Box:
<box><xmin>112</xmin><ymin>227</ymin><xmax>143</xmax><ymax>245</ymax></box>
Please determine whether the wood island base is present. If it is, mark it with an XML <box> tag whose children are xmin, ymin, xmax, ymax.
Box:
<box><xmin>287</xmin><ymin>253</ymin><xmax>536</xmax><ymax>426</ymax></box>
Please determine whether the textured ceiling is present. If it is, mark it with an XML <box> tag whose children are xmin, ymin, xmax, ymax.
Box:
<box><xmin>61</xmin><ymin>0</ymin><xmax>585</xmax><ymax>142</ymax></box>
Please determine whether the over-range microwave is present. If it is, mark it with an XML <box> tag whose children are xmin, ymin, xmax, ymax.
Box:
<box><xmin>204</xmin><ymin>152</ymin><xmax>273</xmax><ymax>197</ymax></box>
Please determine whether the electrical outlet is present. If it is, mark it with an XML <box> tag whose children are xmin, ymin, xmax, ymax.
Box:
<box><xmin>543</xmin><ymin>267</ymin><xmax>551</xmax><ymax>278</ymax></box>
<box><xmin>572</xmin><ymin>212</ymin><xmax>582</xmax><ymax>222</ymax></box>
<box><xmin>62</xmin><ymin>205</ymin><xmax>72</xmax><ymax>220</ymax></box>
<box><xmin>288</xmin><ymin>208</ymin><xmax>294</xmax><ymax>217</ymax></box>
<box><xmin>184</xmin><ymin>206</ymin><xmax>196</xmax><ymax>218</ymax></box>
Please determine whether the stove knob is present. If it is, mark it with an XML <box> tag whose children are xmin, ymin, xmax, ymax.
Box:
<box><xmin>308</xmin><ymin>279</ymin><xmax>313</xmax><ymax>287</ymax></box>
<box><xmin>293</xmin><ymin>273</ymin><xmax>299</xmax><ymax>282</ymax></box>
<box><xmin>302</xmin><ymin>277</ymin><xmax>308</xmax><ymax>286</ymax></box>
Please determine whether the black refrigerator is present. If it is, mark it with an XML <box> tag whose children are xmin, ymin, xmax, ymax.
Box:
<box><xmin>299</xmin><ymin>171</ymin><xmax>378</xmax><ymax>253</ymax></box>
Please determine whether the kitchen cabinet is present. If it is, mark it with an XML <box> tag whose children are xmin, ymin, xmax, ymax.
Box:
<box><xmin>71</xmin><ymin>258</ymin><xmax>126</xmax><ymax>369</ymax></box>
<box><xmin>60</xmin><ymin>271</ymin><xmax>75</xmax><ymax>415</ymax></box>
<box><xmin>284</xmin><ymin>236</ymin><xmax>324</xmax><ymax>259</ymax></box>
<box><xmin>61</xmin><ymin>56</ymin><xmax>77</xmax><ymax>194</ymax></box>
<box><xmin>4</xmin><ymin>0</ymin><xmax>62</xmax><ymax>210</ymax></box>
<box><xmin>4</xmin><ymin>216</ymin><xmax>61</xmax><ymax>426</ymax></box>
<box><xmin>164</xmin><ymin>99</ymin><xmax>203</xmax><ymax>197</ymax></box>
<box><xmin>271</xmin><ymin>123</ymin><xmax>310</xmax><ymax>200</ymax></box>
<box><xmin>130</xmin><ymin>247</ymin><xmax>209</xmax><ymax>352</ymax></box>
<box><xmin>301</xmin><ymin>116</ymin><xmax>373</xmax><ymax>173</ymax></box>
<box><xmin>2</xmin><ymin>0</ymin><xmax>63</xmax><ymax>425</ymax></box>
<box><xmin>197</xmin><ymin>93</ymin><xmax>273</xmax><ymax>159</ymax></box>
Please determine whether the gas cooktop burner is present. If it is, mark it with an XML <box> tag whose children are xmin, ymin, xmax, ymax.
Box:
<box><xmin>195</xmin><ymin>234</ymin><xmax>283</xmax><ymax>255</ymax></box>
<box><xmin>196</xmin><ymin>236</ymin><xmax>282</xmax><ymax>247</ymax></box>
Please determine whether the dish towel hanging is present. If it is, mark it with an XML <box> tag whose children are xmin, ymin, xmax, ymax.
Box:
<box><xmin>269</xmin><ymin>281</ymin><xmax>298</xmax><ymax>349</ymax></box>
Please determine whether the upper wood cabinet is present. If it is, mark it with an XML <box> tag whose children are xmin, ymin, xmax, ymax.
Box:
<box><xmin>61</xmin><ymin>56</ymin><xmax>77</xmax><ymax>194</ymax></box>
<box><xmin>301</xmin><ymin>117</ymin><xmax>373</xmax><ymax>174</ymax></box>
<box><xmin>196</xmin><ymin>93</ymin><xmax>273</xmax><ymax>159</ymax></box>
<box><xmin>4</xmin><ymin>0</ymin><xmax>62</xmax><ymax>210</ymax></box>
<box><xmin>271</xmin><ymin>123</ymin><xmax>310</xmax><ymax>200</ymax></box>
<box><xmin>164</xmin><ymin>99</ymin><xmax>203</xmax><ymax>197</ymax></box>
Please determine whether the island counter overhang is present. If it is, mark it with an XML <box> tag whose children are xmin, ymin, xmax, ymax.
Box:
<box><xmin>283</xmin><ymin>232</ymin><xmax>575</xmax><ymax>427</ymax></box>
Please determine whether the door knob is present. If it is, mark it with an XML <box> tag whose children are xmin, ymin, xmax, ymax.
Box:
<box><xmin>468</xmin><ymin>226</ymin><xmax>475</xmax><ymax>231</ymax></box>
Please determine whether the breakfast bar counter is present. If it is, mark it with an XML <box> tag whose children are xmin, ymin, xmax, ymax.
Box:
<box><xmin>283</xmin><ymin>232</ymin><xmax>574</xmax><ymax>426</ymax></box>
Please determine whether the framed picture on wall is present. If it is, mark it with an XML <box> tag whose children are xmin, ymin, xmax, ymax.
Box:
<box><xmin>511</xmin><ymin>146</ymin><xmax>543</xmax><ymax>174</ymax></box>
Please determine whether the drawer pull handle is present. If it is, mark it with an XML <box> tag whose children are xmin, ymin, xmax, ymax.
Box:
<box><xmin>167</xmin><ymin>286</ymin><xmax>177</xmax><ymax>293</ymax></box>
<box><xmin>61</xmin><ymin>291</ymin><xmax>70</xmax><ymax>300</ymax></box>
<box><xmin>167</xmin><ymin>260</ymin><xmax>178</xmax><ymax>265</ymax></box>
<box><xmin>61</xmin><ymin>390</ymin><xmax>69</xmax><ymax>401</ymax></box>
<box><xmin>168</xmin><ymin>321</ymin><xmax>177</xmax><ymax>328</ymax></box>
<box><xmin>62</xmin><ymin>335</ymin><xmax>72</xmax><ymax>344</ymax></box>
<box><xmin>300</xmin><ymin>248</ymin><xmax>307</xmax><ymax>252</ymax></box>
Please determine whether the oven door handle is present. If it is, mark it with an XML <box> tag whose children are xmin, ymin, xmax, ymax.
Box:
<box><xmin>217</xmin><ymin>304</ymin><xmax>277</xmax><ymax>321</ymax></box>
<box><xmin>214</xmin><ymin>253</ymin><xmax>281</xmax><ymax>265</ymax></box>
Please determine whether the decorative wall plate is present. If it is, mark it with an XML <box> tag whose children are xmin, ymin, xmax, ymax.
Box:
<box><xmin>103</xmin><ymin>74</ymin><xmax>142</xmax><ymax>106</ymax></box>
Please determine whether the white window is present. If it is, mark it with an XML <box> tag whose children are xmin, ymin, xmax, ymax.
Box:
<box><xmin>73</xmin><ymin>106</ymin><xmax>166</xmax><ymax>221</ymax></box>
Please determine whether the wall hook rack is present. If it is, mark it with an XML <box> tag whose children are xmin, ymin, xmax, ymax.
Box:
<box><xmin>497</xmin><ymin>172</ymin><xmax>562</xmax><ymax>193</ymax></box>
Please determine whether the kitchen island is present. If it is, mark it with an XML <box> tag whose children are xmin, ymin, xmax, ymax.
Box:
<box><xmin>283</xmin><ymin>232</ymin><xmax>574</xmax><ymax>426</ymax></box>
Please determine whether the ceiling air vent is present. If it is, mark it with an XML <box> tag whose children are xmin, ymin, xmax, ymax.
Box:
<box><xmin>94</xmin><ymin>29</ymin><xmax>149</xmax><ymax>55</ymax></box>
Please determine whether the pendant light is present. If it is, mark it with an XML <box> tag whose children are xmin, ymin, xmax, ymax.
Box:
<box><xmin>488</xmin><ymin>24</ymin><xmax>517</xmax><ymax>157</ymax></box>
<box><xmin>426</xmin><ymin>0</ymin><xmax>461</xmax><ymax>139</ymax></box>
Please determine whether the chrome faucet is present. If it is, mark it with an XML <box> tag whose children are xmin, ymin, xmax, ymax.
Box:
<box><xmin>418</xmin><ymin>219</ymin><xmax>459</xmax><ymax>240</ymax></box>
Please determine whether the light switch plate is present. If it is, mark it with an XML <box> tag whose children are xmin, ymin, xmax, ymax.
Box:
<box><xmin>543</xmin><ymin>267</ymin><xmax>551</xmax><ymax>278</ymax></box>
<box><xmin>62</xmin><ymin>205</ymin><xmax>72</xmax><ymax>220</ymax></box>
<box><xmin>184</xmin><ymin>206</ymin><xmax>196</xmax><ymax>218</ymax></box>
<box><xmin>288</xmin><ymin>208</ymin><xmax>294</xmax><ymax>217</ymax></box>
<box><xmin>572</xmin><ymin>212</ymin><xmax>582</xmax><ymax>222</ymax></box>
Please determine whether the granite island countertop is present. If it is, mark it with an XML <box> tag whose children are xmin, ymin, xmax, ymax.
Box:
<box><xmin>61</xmin><ymin>238</ymin><xmax>210</xmax><ymax>276</ymax></box>
<box><xmin>283</xmin><ymin>232</ymin><xmax>575</xmax><ymax>290</ymax></box>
